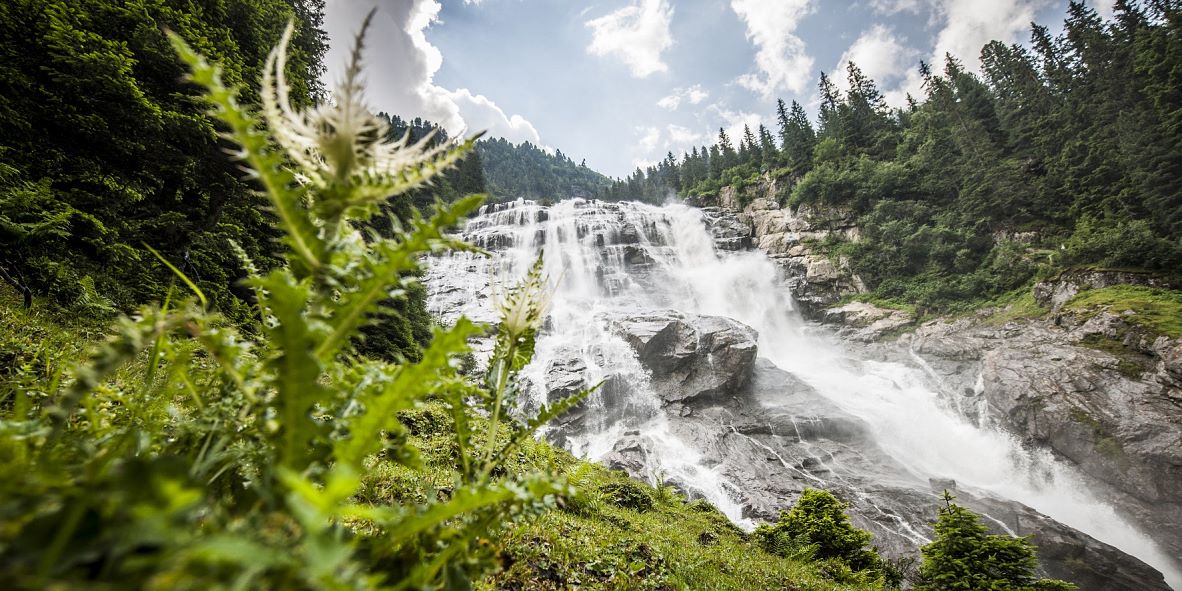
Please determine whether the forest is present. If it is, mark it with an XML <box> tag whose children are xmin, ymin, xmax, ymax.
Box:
<box><xmin>604</xmin><ymin>0</ymin><xmax>1182</xmax><ymax>310</ymax></box>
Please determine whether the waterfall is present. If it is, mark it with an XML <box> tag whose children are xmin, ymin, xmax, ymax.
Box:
<box><xmin>425</xmin><ymin>198</ymin><xmax>1179</xmax><ymax>588</ymax></box>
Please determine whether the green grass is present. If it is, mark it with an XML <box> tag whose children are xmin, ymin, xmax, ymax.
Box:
<box><xmin>1</xmin><ymin>286</ymin><xmax>878</xmax><ymax>591</ymax></box>
<box><xmin>980</xmin><ymin>289</ymin><xmax>1049</xmax><ymax>326</ymax></box>
<box><xmin>362</xmin><ymin>403</ymin><xmax>879</xmax><ymax>590</ymax></box>
<box><xmin>1063</xmin><ymin>285</ymin><xmax>1182</xmax><ymax>338</ymax></box>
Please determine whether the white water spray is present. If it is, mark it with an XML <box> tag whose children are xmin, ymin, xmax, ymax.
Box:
<box><xmin>425</xmin><ymin>198</ymin><xmax>1179</xmax><ymax>588</ymax></box>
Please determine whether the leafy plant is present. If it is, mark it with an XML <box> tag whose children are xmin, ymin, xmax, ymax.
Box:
<box><xmin>0</xmin><ymin>15</ymin><xmax>591</xmax><ymax>590</ymax></box>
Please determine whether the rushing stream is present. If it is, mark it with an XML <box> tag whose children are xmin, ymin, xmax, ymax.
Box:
<box><xmin>425</xmin><ymin>198</ymin><xmax>1179</xmax><ymax>589</ymax></box>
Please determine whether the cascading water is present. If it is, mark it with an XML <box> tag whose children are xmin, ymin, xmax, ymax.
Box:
<box><xmin>425</xmin><ymin>198</ymin><xmax>1179</xmax><ymax>589</ymax></box>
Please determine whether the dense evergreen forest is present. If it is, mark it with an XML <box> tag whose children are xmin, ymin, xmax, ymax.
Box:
<box><xmin>0</xmin><ymin>0</ymin><xmax>328</xmax><ymax>323</ymax></box>
<box><xmin>605</xmin><ymin>0</ymin><xmax>1182</xmax><ymax>310</ymax></box>
<box><xmin>478</xmin><ymin>137</ymin><xmax>613</xmax><ymax>202</ymax></box>
<box><xmin>376</xmin><ymin>116</ymin><xmax>614</xmax><ymax>204</ymax></box>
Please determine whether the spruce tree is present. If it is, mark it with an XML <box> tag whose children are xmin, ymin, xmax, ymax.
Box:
<box><xmin>917</xmin><ymin>492</ymin><xmax>1076</xmax><ymax>591</ymax></box>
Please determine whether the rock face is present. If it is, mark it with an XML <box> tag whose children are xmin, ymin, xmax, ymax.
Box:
<box><xmin>905</xmin><ymin>312</ymin><xmax>1182</xmax><ymax>564</ymax></box>
<box><xmin>691</xmin><ymin>177</ymin><xmax>867</xmax><ymax>317</ymax></box>
<box><xmin>606</xmin><ymin>310</ymin><xmax>758</xmax><ymax>404</ymax></box>
<box><xmin>592</xmin><ymin>355</ymin><xmax>1170</xmax><ymax>591</ymax></box>
<box><xmin>822</xmin><ymin>301</ymin><xmax>913</xmax><ymax>342</ymax></box>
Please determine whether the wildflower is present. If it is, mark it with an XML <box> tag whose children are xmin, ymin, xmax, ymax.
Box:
<box><xmin>260</xmin><ymin>12</ymin><xmax>469</xmax><ymax>218</ymax></box>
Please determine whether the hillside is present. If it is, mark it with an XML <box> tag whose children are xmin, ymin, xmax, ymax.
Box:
<box><xmin>606</xmin><ymin>2</ymin><xmax>1182</xmax><ymax>313</ymax></box>
<box><xmin>479</xmin><ymin>137</ymin><xmax>613</xmax><ymax>203</ymax></box>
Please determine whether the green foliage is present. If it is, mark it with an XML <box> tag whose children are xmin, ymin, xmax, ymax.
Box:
<box><xmin>596</xmin><ymin>479</ymin><xmax>657</xmax><ymax>512</ymax></box>
<box><xmin>1063</xmin><ymin>285</ymin><xmax>1182</xmax><ymax>338</ymax></box>
<box><xmin>1063</xmin><ymin>217</ymin><xmax>1182</xmax><ymax>270</ymax></box>
<box><xmin>755</xmin><ymin>489</ymin><xmax>895</xmax><ymax>586</ymax></box>
<box><xmin>0</xmin><ymin>21</ymin><xmax>594</xmax><ymax>589</ymax></box>
<box><xmin>479</xmin><ymin>137</ymin><xmax>612</xmax><ymax>202</ymax></box>
<box><xmin>917</xmin><ymin>492</ymin><xmax>1076</xmax><ymax>591</ymax></box>
<box><xmin>0</xmin><ymin>0</ymin><xmax>325</xmax><ymax>322</ymax></box>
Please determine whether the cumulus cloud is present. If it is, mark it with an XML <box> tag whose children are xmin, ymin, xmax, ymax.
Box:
<box><xmin>323</xmin><ymin>0</ymin><xmax>541</xmax><ymax>145</ymax></box>
<box><xmin>731</xmin><ymin>0</ymin><xmax>815</xmax><ymax>99</ymax></box>
<box><xmin>705</xmin><ymin>103</ymin><xmax>765</xmax><ymax>147</ymax></box>
<box><xmin>630</xmin><ymin>123</ymin><xmax>711</xmax><ymax>169</ymax></box>
<box><xmin>656</xmin><ymin>84</ymin><xmax>709</xmax><ymax>110</ymax></box>
<box><xmin>636</xmin><ymin>126</ymin><xmax>662</xmax><ymax>153</ymax></box>
<box><xmin>853</xmin><ymin>0</ymin><xmax>1051</xmax><ymax>106</ymax></box>
<box><xmin>586</xmin><ymin>0</ymin><xmax>674</xmax><ymax>78</ymax></box>
<box><xmin>831</xmin><ymin>25</ymin><xmax>920</xmax><ymax>107</ymax></box>
<box><xmin>928</xmin><ymin>0</ymin><xmax>1050</xmax><ymax>74</ymax></box>
<box><xmin>868</xmin><ymin>0</ymin><xmax>922</xmax><ymax>14</ymax></box>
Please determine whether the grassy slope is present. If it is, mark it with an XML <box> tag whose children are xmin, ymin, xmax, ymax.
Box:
<box><xmin>0</xmin><ymin>286</ymin><xmax>876</xmax><ymax>591</ymax></box>
<box><xmin>1061</xmin><ymin>285</ymin><xmax>1182</xmax><ymax>339</ymax></box>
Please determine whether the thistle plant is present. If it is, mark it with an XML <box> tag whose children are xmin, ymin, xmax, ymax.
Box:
<box><xmin>0</xmin><ymin>15</ymin><xmax>590</xmax><ymax>590</ymax></box>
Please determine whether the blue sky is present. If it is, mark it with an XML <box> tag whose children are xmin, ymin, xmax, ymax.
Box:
<box><xmin>323</xmin><ymin>0</ymin><xmax>1115</xmax><ymax>178</ymax></box>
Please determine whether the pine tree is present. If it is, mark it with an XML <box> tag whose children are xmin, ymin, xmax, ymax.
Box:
<box><xmin>917</xmin><ymin>492</ymin><xmax>1076</xmax><ymax>591</ymax></box>
<box><xmin>782</xmin><ymin>100</ymin><xmax>816</xmax><ymax>175</ymax></box>
<box><xmin>717</xmin><ymin>128</ymin><xmax>737</xmax><ymax>171</ymax></box>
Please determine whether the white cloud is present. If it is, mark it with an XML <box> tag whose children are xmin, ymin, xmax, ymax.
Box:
<box><xmin>928</xmin><ymin>0</ymin><xmax>1050</xmax><ymax>74</ymax></box>
<box><xmin>831</xmin><ymin>25</ymin><xmax>920</xmax><ymax>107</ymax></box>
<box><xmin>869</xmin><ymin>0</ymin><xmax>921</xmax><ymax>14</ymax></box>
<box><xmin>323</xmin><ymin>0</ymin><xmax>541</xmax><ymax>145</ymax></box>
<box><xmin>636</xmin><ymin>126</ymin><xmax>662</xmax><ymax>153</ymax></box>
<box><xmin>447</xmin><ymin>89</ymin><xmax>542</xmax><ymax>144</ymax></box>
<box><xmin>705</xmin><ymin>103</ymin><xmax>765</xmax><ymax>147</ymax></box>
<box><xmin>656</xmin><ymin>95</ymin><xmax>681</xmax><ymax>110</ymax></box>
<box><xmin>1089</xmin><ymin>0</ymin><xmax>1116</xmax><ymax>18</ymax></box>
<box><xmin>656</xmin><ymin>84</ymin><xmax>709</xmax><ymax>110</ymax></box>
<box><xmin>630</xmin><ymin>123</ymin><xmax>710</xmax><ymax>169</ymax></box>
<box><xmin>667</xmin><ymin>124</ymin><xmax>705</xmax><ymax>145</ymax></box>
<box><xmin>869</xmin><ymin>0</ymin><xmax>1051</xmax><ymax>105</ymax></box>
<box><xmin>586</xmin><ymin>0</ymin><xmax>674</xmax><ymax>78</ymax></box>
<box><xmin>730</xmin><ymin>0</ymin><xmax>815</xmax><ymax>99</ymax></box>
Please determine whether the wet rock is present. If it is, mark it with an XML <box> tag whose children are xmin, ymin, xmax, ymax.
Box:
<box><xmin>701</xmin><ymin>207</ymin><xmax>753</xmax><ymax>251</ymax></box>
<box><xmin>822</xmin><ymin>301</ymin><xmax>913</xmax><ymax>342</ymax></box>
<box><xmin>607</xmin><ymin>310</ymin><xmax>758</xmax><ymax>405</ymax></box>
<box><xmin>645</xmin><ymin>360</ymin><xmax>1171</xmax><ymax>590</ymax></box>
<box><xmin>912</xmin><ymin>315</ymin><xmax>1182</xmax><ymax>563</ymax></box>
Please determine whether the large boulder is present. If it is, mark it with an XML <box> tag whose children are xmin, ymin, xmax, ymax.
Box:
<box><xmin>606</xmin><ymin>310</ymin><xmax>758</xmax><ymax>405</ymax></box>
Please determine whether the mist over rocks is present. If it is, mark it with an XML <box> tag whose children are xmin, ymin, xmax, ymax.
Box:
<box><xmin>426</xmin><ymin>197</ymin><xmax>1178</xmax><ymax>590</ymax></box>
<box><xmin>701</xmin><ymin>177</ymin><xmax>1182</xmax><ymax>581</ymax></box>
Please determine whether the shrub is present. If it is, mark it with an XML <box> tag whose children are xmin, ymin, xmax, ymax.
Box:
<box><xmin>597</xmin><ymin>479</ymin><xmax>656</xmax><ymax>512</ymax></box>
<box><xmin>917</xmin><ymin>492</ymin><xmax>1076</xmax><ymax>591</ymax></box>
<box><xmin>755</xmin><ymin>488</ymin><xmax>894</xmax><ymax>585</ymax></box>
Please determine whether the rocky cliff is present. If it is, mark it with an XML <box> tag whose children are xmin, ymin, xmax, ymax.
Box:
<box><xmin>694</xmin><ymin>177</ymin><xmax>1182</xmax><ymax>587</ymax></box>
<box><xmin>693</xmin><ymin>179</ymin><xmax>867</xmax><ymax>318</ymax></box>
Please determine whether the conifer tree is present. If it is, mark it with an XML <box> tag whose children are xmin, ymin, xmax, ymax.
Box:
<box><xmin>782</xmin><ymin>100</ymin><xmax>817</xmax><ymax>175</ymax></box>
<box><xmin>917</xmin><ymin>492</ymin><xmax>1076</xmax><ymax>591</ymax></box>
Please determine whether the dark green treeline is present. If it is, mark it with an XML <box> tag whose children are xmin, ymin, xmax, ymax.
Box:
<box><xmin>0</xmin><ymin>0</ymin><xmax>328</xmax><ymax>322</ymax></box>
